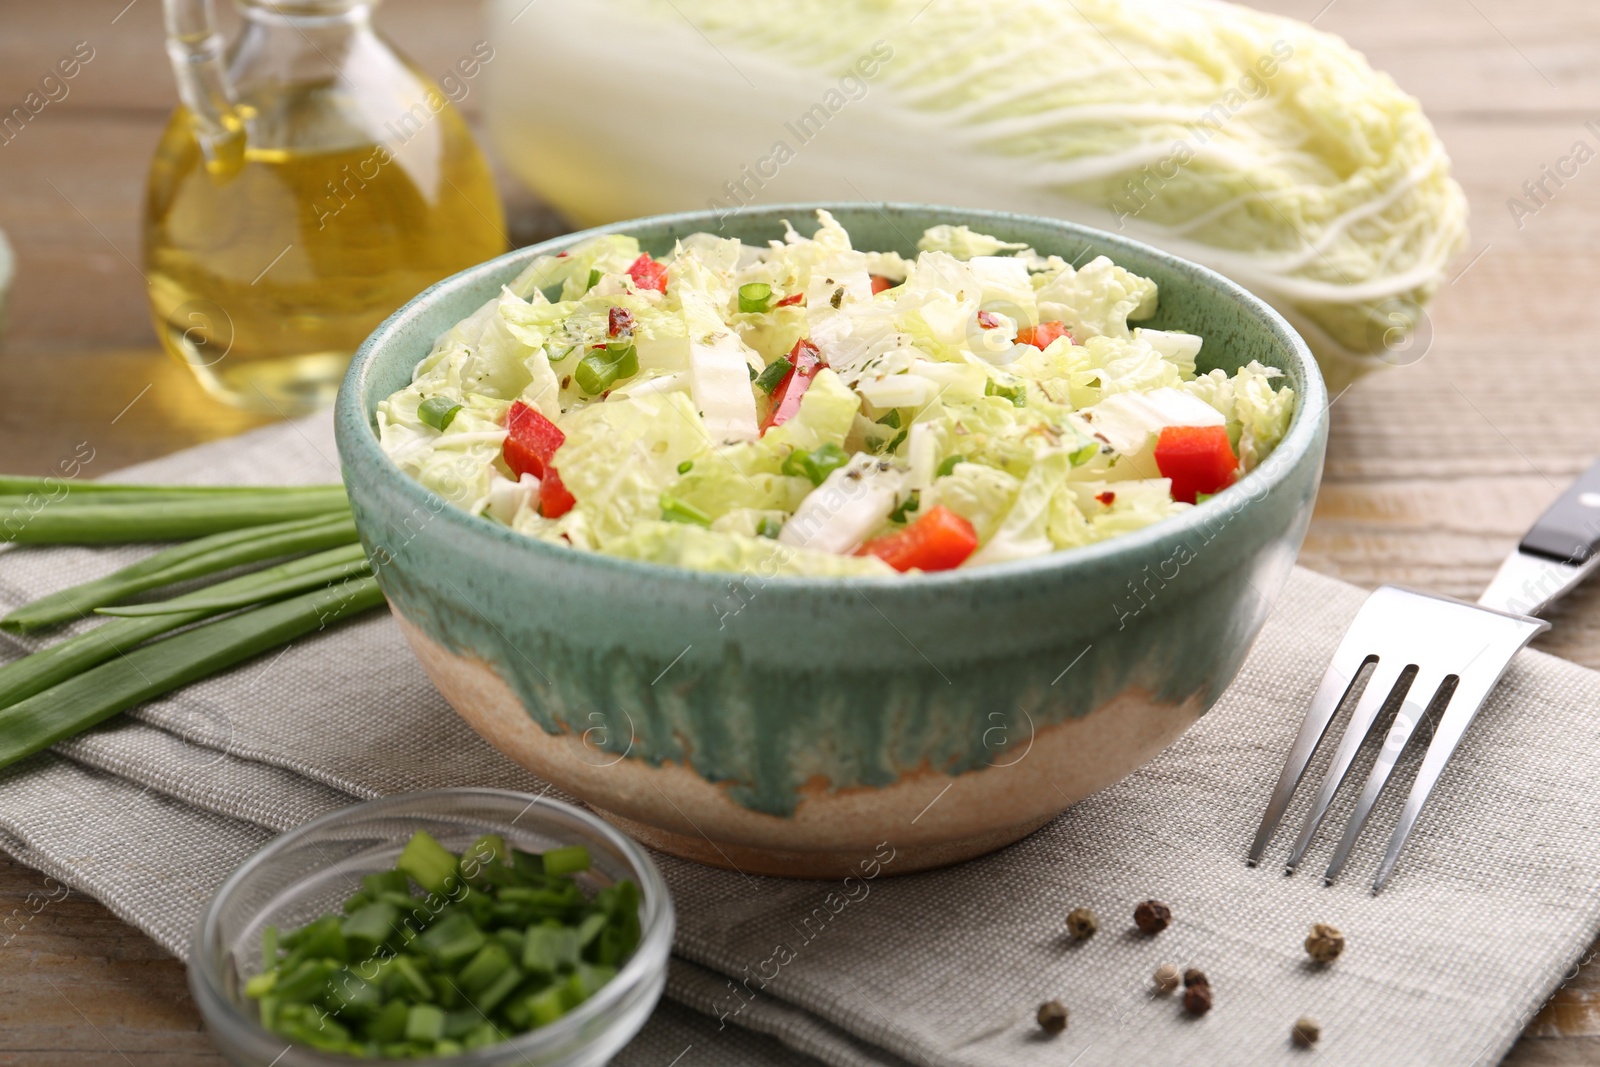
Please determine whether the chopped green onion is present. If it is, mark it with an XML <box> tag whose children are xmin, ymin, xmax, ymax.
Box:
<box><xmin>0</xmin><ymin>576</ymin><xmax>384</xmax><ymax>773</ymax></box>
<box><xmin>936</xmin><ymin>454</ymin><xmax>967</xmax><ymax>478</ymax></box>
<box><xmin>418</xmin><ymin>396</ymin><xmax>464</xmax><ymax>431</ymax></box>
<box><xmin>783</xmin><ymin>443</ymin><xmax>850</xmax><ymax>487</ymax></box>
<box><xmin>244</xmin><ymin>829</ymin><xmax>641</xmax><ymax>1057</ymax></box>
<box><xmin>746</xmin><ymin>363</ymin><xmax>757</xmax><ymax>381</ymax></box>
<box><xmin>542</xmin><ymin>845</ymin><xmax>591</xmax><ymax>876</ymax></box>
<box><xmin>753</xmin><ymin>357</ymin><xmax>793</xmax><ymax>395</ymax></box>
<box><xmin>889</xmin><ymin>492</ymin><xmax>921</xmax><ymax>524</ymax></box>
<box><xmin>659</xmin><ymin>494</ymin><xmax>712</xmax><ymax>527</ymax></box>
<box><xmin>984</xmin><ymin>379</ymin><xmax>1026</xmax><ymax>407</ymax></box>
<box><xmin>676</xmin><ymin>460</ymin><xmax>694</xmax><ymax>475</ymax></box>
<box><xmin>756</xmin><ymin>517</ymin><xmax>782</xmax><ymax>539</ymax></box>
<box><xmin>737</xmin><ymin>282</ymin><xmax>773</xmax><ymax>314</ymax></box>
<box><xmin>1194</xmin><ymin>492</ymin><xmax>1215</xmax><ymax>504</ymax></box>
<box><xmin>585</xmin><ymin>268</ymin><xmax>601</xmax><ymax>291</ymax></box>
<box><xmin>875</xmin><ymin>409</ymin><xmax>902</xmax><ymax>429</ymax></box>
<box><xmin>398</xmin><ymin>830</ymin><xmax>461</xmax><ymax>897</ymax></box>
<box><xmin>882</xmin><ymin>429</ymin><xmax>908</xmax><ymax>455</ymax></box>
<box><xmin>574</xmin><ymin>343</ymin><xmax>639</xmax><ymax>395</ymax></box>
<box><xmin>2</xmin><ymin>512</ymin><xmax>357</xmax><ymax>633</ymax></box>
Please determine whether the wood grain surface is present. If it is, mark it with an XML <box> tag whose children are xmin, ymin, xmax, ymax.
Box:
<box><xmin>0</xmin><ymin>0</ymin><xmax>1596</xmax><ymax>1062</ymax></box>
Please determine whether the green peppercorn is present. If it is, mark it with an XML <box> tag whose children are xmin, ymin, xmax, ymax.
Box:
<box><xmin>1065</xmin><ymin>907</ymin><xmax>1099</xmax><ymax>940</ymax></box>
<box><xmin>1305</xmin><ymin>923</ymin><xmax>1345</xmax><ymax>964</ymax></box>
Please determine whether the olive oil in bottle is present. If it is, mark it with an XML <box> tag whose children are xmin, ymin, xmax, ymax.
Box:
<box><xmin>146</xmin><ymin>1</ymin><xmax>506</xmax><ymax>415</ymax></box>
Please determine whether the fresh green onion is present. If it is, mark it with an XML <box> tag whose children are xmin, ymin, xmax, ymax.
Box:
<box><xmin>244</xmin><ymin>830</ymin><xmax>641</xmax><ymax>1058</ymax></box>
<box><xmin>875</xmin><ymin>409</ymin><xmax>902</xmax><ymax>429</ymax></box>
<box><xmin>756</xmin><ymin>517</ymin><xmax>783</xmax><ymax>539</ymax></box>
<box><xmin>676</xmin><ymin>460</ymin><xmax>694</xmax><ymax>475</ymax></box>
<box><xmin>782</xmin><ymin>443</ymin><xmax>850</xmax><ymax>487</ymax></box>
<box><xmin>2</xmin><ymin>512</ymin><xmax>357</xmax><ymax>633</ymax></box>
<box><xmin>585</xmin><ymin>268</ymin><xmax>601</xmax><ymax>291</ymax></box>
<box><xmin>746</xmin><ymin>363</ymin><xmax>757</xmax><ymax>381</ymax></box>
<box><xmin>659</xmin><ymin>494</ymin><xmax>712</xmax><ymax>527</ymax></box>
<box><xmin>889</xmin><ymin>492</ymin><xmax>921</xmax><ymax>524</ymax></box>
<box><xmin>753</xmin><ymin>358</ymin><xmax>792</xmax><ymax>395</ymax></box>
<box><xmin>0</xmin><ymin>488</ymin><xmax>349</xmax><ymax>544</ymax></box>
<box><xmin>936</xmin><ymin>454</ymin><xmax>967</xmax><ymax>478</ymax></box>
<box><xmin>737</xmin><ymin>282</ymin><xmax>773</xmax><ymax>314</ymax></box>
<box><xmin>984</xmin><ymin>379</ymin><xmax>1026</xmax><ymax>407</ymax></box>
<box><xmin>96</xmin><ymin>556</ymin><xmax>371</xmax><ymax>617</ymax></box>
<box><xmin>0</xmin><ymin>576</ymin><xmax>384</xmax><ymax>773</ymax></box>
<box><xmin>574</xmin><ymin>343</ymin><xmax>639</xmax><ymax>395</ymax></box>
<box><xmin>0</xmin><ymin>544</ymin><xmax>370</xmax><ymax>711</ymax></box>
<box><xmin>542</xmin><ymin>845</ymin><xmax>591</xmax><ymax>876</ymax></box>
<box><xmin>0</xmin><ymin>477</ymin><xmax>342</xmax><ymax>498</ymax></box>
<box><xmin>418</xmin><ymin>397</ymin><xmax>463</xmax><ymax>431</ymax></box>
<box><xmin>882</xmin><ymin>429</ymin><xmax>908</xmax><ymax>455</ymax></box>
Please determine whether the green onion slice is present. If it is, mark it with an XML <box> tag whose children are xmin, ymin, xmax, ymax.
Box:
<box><xmin>418</xmin><ymin>397</ymin><xmax>464</xmax><ymax>431</ymax></box>
<box><xmin>737</xmin><ymin>282</ymin><xmax>773</xmax><ymax>314</ymax></box>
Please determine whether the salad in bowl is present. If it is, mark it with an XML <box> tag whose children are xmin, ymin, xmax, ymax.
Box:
<box><xmin>377</xmin><ymin>211</ymin><xmax>1294</xmax><ymax>575</ymax></box>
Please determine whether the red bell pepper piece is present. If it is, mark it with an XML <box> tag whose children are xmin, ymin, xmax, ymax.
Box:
<box><xmin>858</xmin><ymin>505</ymin><xmax>978</xmax><ymax>572</ymax></box>
<box><xmin>608</xmin><ymin>306</ymin><xmax>634</xmax><ymax>337</ymax></box>
<box><xmin>869</xmin><ymin>274</ymin><xmax>894</xmax><ymax>295</ymax></box>
<box><xmin>760</xmin><ymin>340</ymin><xmax>822</xmax><ymax>434</ymax></box>
<box><xmin>538</xmin><ymin>467</ymin><xmax>576</xmax><ymax>518</ymax></box>
<box><xmin>775</xmin><ymin>291</ymin><xmax>805</xmax><ymax>307</ymax></box>
<box><xmin>503</xmin><ymin>401</ymin><xmax>576</xmax><ymax>517</ymax></box>
<box><xmin>1153</xmin><ymin>425</ymin><xmax>1237</xmax><ymax>504</ymax></box>
<box><xmin>1014</xmin><ymin>321</ymin><xmax>1072</xmax><ymax>349</ymax></box>
<box><xmin>627</xmin><ymin>253</ymin><xmax>669</xmax><ymax>294</ymax></box>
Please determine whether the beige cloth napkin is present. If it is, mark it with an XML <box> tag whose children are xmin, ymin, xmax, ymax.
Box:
<box><xmin>2</xmin><ymin>411</ymin><xmax>1598</xmax><ymax>1066</ymax></box>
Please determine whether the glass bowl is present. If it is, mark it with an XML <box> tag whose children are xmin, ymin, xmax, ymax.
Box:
<box><xmin>189</xmin><ymin>788</ymin><xmax>673</xmax><ymax>1066</ymax></box>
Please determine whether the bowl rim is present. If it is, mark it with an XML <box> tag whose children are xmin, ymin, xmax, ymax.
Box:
<box><xmin>336</xmin><ymin>201</ymin><xmax>1327</xmax><ymax>593</ymax></box>
<box><xmin>188</xmin><ymin>787</ymin><xmax>674</xmax><ymax>1066</ymax></box>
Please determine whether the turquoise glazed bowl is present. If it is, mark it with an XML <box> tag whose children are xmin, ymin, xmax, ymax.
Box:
<box><xmin>335</xmin><ymin>204</ymin><xmax>1327</xmax><ymax>878</ymax></box>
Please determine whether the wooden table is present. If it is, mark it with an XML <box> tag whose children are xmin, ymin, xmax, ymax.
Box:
<box><xmin>1</xmin><ymin>0</ymin><xmax>1597</xmax><ymax>1061</ymax></box>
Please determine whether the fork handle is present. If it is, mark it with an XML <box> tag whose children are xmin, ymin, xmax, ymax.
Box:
<box><xmin>1520</xmin><ymin>457</ymin><xmax>1600</xmax><ymax>565</ymax></box>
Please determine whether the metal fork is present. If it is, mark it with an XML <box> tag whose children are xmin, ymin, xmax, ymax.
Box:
<box><xmin>1249</xmin><ymin>457</ymin><xmax>1600</xmax><ymax>891</ymax></box>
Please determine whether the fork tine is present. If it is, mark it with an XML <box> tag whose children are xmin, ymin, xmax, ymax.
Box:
<box><xmin>1247</xmin><ymin>643</ymin><xmax>1375</xmax><ymax>866</ymax></box>
<box><xmin>1373</xmin><ymin>619</ymin><xmax>1546</xmax><ymax>892</ymax></box>
<box><xmin>1284</xmin><ymin>660</ymin><xmax>1415</xmax><ymax>873</ymax></box>
<box><xmin>1321</xmin><ymin>670</ymin><xmax>1449</xmax><ymax>885</ymax></box>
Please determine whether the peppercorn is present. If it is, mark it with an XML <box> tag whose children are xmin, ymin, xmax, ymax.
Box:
<box><xmin>1291</xmin><ymin>1016</ymin><xmax>1321</xmax><ymax>1048</ymax></box>
<box><xmin>1153</xmin><ymin>963</ymin><xmax>1181</xmax><ymax>994</ymax></box>
<box><xmin>1305</xmin><ymin>923</ymin><xmax>1345</xmax><ymax>964</ymax></box>
<box><xmin>1183</xmin><ymin>967</ymin><xmax>1209</xmax><ymax>989</ymax></box>
<box><xmin>1037</xmin><ymin>999</ymin><xmax>1069</xmax><ymax>1035</ymax></box>
<box><xmin>1066</xmin><ymin>907</ymin><xmax>1099</xmax><ymax>940</ymax></box>
<box><xmin>1133</xmin><ymin>899</ymin><xmax>1171</xmax><ymax>934</ymax></box>
<box><xmin>1183</xmin><ymin>983</ymin><xmax>1212</xmax><ymax>1016</ymax></box>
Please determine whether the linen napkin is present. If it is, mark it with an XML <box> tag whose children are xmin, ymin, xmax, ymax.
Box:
<box><xmin>3</xmin><ymin>412</ymin><xmax>1600</xmax><ymax>1067</ymax></box>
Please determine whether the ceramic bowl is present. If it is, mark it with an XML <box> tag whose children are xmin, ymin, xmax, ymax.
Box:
<box><xmin>335</xmin><ymin>203</ymin><xmax>1327</xmax><ymax>878</ymax></box>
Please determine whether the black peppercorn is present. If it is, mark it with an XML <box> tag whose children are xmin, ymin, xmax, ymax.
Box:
<box><xmin>1133</xmin><ymin>899</ymin><xmax>1171</xmax><ymax>934</ymax></box>
<box><xmin>1037</xmin><ymin>999</ymin><xmax>1069</xmax><ymax>1035</ymax></box>
<box><xmin>1291</xmin><ymin>1016</ymin><xmax>1321</xmax><ymax>1048</ymax></box>
<box><xmin>1183</xmin><ymin>983</ymin><xmax>1212</xmax><ymax>1016</ymax></box>
<box><xmin>1183</xmin><ymin>967</ymin><xmax>1209</xmax><ymax>989</ymax></box>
